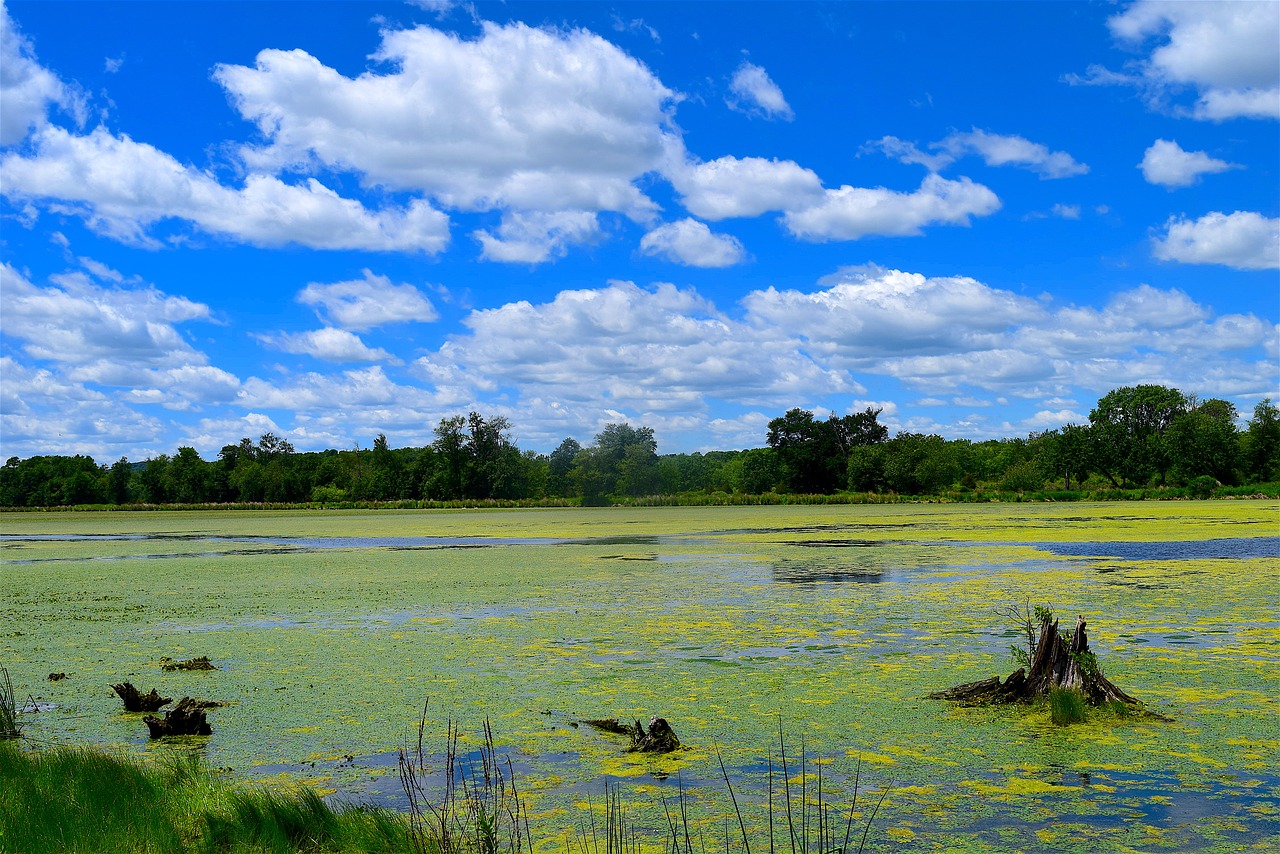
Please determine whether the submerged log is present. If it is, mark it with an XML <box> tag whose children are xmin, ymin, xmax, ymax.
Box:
<box><xmin>111</xmin><ymin>682</ymin><xmax>172</xmax><ymax>713</ymax></box>
<box><xmin>583</xmin><ymin>716</ymin><xmax>682</xmax><ymax>753</ymax></box>
<box><xmin>143</xmin><ymin>697</ymin><xmax>212</xmax><ymax>737</ymax></box>
<box><xmin>930</xmin><ymin>616</ymin><xmax>1161</xmax><ymax>717</ymax></box>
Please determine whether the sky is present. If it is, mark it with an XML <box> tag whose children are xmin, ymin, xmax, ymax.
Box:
<box><xmin>1</xmin><ymin>0</ymin><xmax>1277</xmax><ymax>463</ymax></box>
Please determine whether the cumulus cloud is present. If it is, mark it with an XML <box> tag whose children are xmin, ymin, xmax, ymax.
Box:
<box><xmin>1088</xmin><ymin>0</ymin><xmax>1280</xmax><ymax>120</ymax></box>
<box><xmin>871</xmin><ymin>130</ymin><xmax>1088</xmax><ymax>179</ymax></box>
<box><xmin>0</xmin><ymin>2</ymin><xmax>83</xmax><ymax>144</ymax></box>
<box><xmin>1139</xmin><ymin>139</ymin><xmax>1235</xmax><ymax>187</ymax></box>
<box><xmin>0</xmin><ymin>261</ymin><xmax>211</xmax><ymax>366</ymax></box>
<box><xmin>399</xmin><ymin>268</ymin><xmax>1274</xmax><ymax>437</ymax></box>
<box><xmin>782</xmin><ymin>174</ymin><xmax>1001</xmax><ymax>241</ymax></box>
<box><xmin>671</xmin><ymin>156</ymin><xmax>824</xmax><ymax>220</ymax></box>
<box><xmin>639</xmin><ymin>219</ymin><xmax>746</xmax><ymax>267</ymax></box>
<box><xmin>473</xmin><ymin>210</ymin><xmax>602</xmax><ymax>263</ymax></box>
<box><xmin>214</xmin><ymin>21</ymin><xmax>679</xmax><ymax>218</ymax></box>
<box><xmin>298</xmin><ymin>270</ymin><xmax>438</xmax><ymax>330</ymax></box>
<box><xmin>413</xmin><ymin>280</ymin><xmax>856</xmax><ymax>413</ymax></box>
<box><xmin>0</xmin><ymin>127</ymin><xmax>451</xmax><ymax>252</ymax></box>
<box><xmin>258</xmin><ymin>328</ymin><xmax>397</xmax><ymax>364</ymax></box>
<box><xmin>1152</xmin><ymin>211</ymin><xmax>1279</xmax><ymax>270</ymax></box>
<box><xmin>727</xmin><ymin>61</ymin><xmax>794</xmax><ymax>120</ymax></box>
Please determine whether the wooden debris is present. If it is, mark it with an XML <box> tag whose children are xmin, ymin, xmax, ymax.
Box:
<box><xmin>931</xmin><ymin>615</ymin><xmax>1164</xmax><ymax>718</ymax></box>
<box><xmin>583</xmin><ymin>716</ymin><xmax>681</xmax><ymax>753</ymax></box>
<box><xmin>143</xmin><ymin>697</ymin><xmax>212</xmax><ymax>737</ymax></box>
<box><xmin>160</xmin><ymin>656</ymin><xmax>218</xmax><ymax>671</ymax></box>
<box><xmin>111</xmin><ymin>682</ymin><xmax>172</xmax><ymax>712</ymax></box>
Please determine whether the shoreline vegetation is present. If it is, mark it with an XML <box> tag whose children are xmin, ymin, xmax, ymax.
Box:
<box><xmin>2</xmin><ymin>480</ymin><xmax>1277</xmax><ymax>512</ymax></box>
<box><xmin>4</xmin><ymin>387</ymin><xmax>1279</xmax><ymax>511</ymax></box>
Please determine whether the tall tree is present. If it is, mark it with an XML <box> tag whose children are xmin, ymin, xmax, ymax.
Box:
<box><xmin>1244</xmin><ymin>398</ymin><xmax>1280</xmax><ymax>483</ymax></box>
<box><xmin>1088</xmin><ymin>385</ymin><xmax>1188</xmax><ymax>487</ymax></box>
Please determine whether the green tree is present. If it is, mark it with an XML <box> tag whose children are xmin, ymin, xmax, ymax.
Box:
<box><xmin>546</xmin><ymin>438</ymin><xmax>582</xmax><ymax>497</ymax></box>
<box><xmin>1167</xmin><ymin>398</ymin><xmax>1240</xmax><ymax>485</ymax></box>
<box><xmin>1244</xmin><ymin>398</ymin><xmax>1280</xmax><ymax>482</ymax></box>
<box><xmin>1088</xmin><ymin>385</ymin><xmax>1188</xmax><ymax>487</ymax></box>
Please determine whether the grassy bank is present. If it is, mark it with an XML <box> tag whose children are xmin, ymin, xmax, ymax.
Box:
<box><xmin>2</xmin><ymin>479</ymin><xmax>1277</xmax><ymax>512</ymax></box>
<box><xmin>0</xmin><ymin>741</ymin><xmax>413</xmax><ymax>854</ymax></box>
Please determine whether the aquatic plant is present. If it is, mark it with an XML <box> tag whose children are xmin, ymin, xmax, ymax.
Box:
<box><xmin>0</xmin><ymin>666</ymin><xmax>21</xmax><ymax>740</ymax></box>
<box><xmin>1048</xmin><ymin>687</ymin><xmax>1087</xmax><ymax>726</ymax></box>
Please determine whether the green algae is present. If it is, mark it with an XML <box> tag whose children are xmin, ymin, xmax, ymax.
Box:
<box><xmin>2</xmin><ymin>501</ymin><xmax>1278</xmax><ymax>852</ymax></box>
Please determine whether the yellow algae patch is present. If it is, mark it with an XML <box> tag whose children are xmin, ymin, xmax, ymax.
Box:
<box><xmin>845</xmin><ymin>749</ymin><xmax>897</xmax><ymax>766</ymax></box>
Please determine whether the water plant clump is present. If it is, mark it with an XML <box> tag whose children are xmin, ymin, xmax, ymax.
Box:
<box><xmin>0</xmin><ymin>666</ymin><xmax>22</xmax><ymax>740</ymax></box>
<box><xmin>1048</xmin><ymin>687</ymin><xmax>1087</xmax><ymax>726</ymax></box>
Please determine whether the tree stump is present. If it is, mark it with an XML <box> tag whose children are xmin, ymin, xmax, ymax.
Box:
<box><xmin>143</xmin><ymin>697</ymin><xmax>212</xmax><ymax>737</ymax></box>
<box><xmin>583</xmin><ymin>716</ymin><xmax>682</xmax><ymax>753</ymax></box>
<box><xmin>930</xmin><ymin>616</ymin><xmax>1162</xmax><ymax>717</ymax></box>
<box><xmin>112</xmin><ymin>682</ymin><xmax>172</xmax><ymax>713</ymax></box>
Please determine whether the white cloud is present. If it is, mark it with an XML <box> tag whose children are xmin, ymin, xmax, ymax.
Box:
<box><xmin>1152</xmin><ymin>211</ymin><xmax>1279</xmax><ymax>270</ymax></box>
<box><xmin>1105</xmin><ymin>0</ymin><xmax>1280</xmax><ymax>120</ymax></box>
<box><xmin>298</xmin><ymin>269</ymin><xmax>438</xmax><ymax>330</ymax></box>
<box><xmin>671</xmin><ymin>156</ymin><xmax>824</xmax><ymax>220</ymax></box>
<box><xmin>1051</xmin><ymin>204</ymin><xmax>1081</xmax><ymax>220</ymax></box>
<box><xmin>214</xmin><ymin>21</ymin><xmax>679</xmax><ymax>218</ymax></box>
<box><xmin>743</xmin><ymin>266</ymin><xmax>1046</xmax><ymax>362</ymax></box>
<box><xmin>258</xmin><ymin>328</ymin><xmax>397</xmax><ymax>364</ymax></box>
<box><xmin>414</xmin><ymin>280</ymin><xmax>856</xmax><ymax>413</ymax></box>
<box><xmin>0</xmin><ymin>261</ymin><xmax>211</xmax><ymax>366</ymax></box>
<box><xmin>473</xmin><ymin>210</ymin><xmax>602</xmax><ymax>263</ymax></box>
<box><xmin>0</xmin><ymin>127</ymin><xmax>451</xmax><ymax>252</ymax></box>
<box><xmin>639</xmin><ymin>219</ymin><xmax>746</xmax><ymax>267</ymax></box>
<box><xmin>0</xmin><ymin>2</ymin><xmax>83</xmax><ymax>144</ymax></box>
<box><xmin>782</xmin><ymin>174</ymin><xmax>1001</xmax><ymax>241</ymax></box>
<box><xmin>727</xmin><ymin>61</ymin><xmax>794</xmax><ymax>120</ymax></box>
<box><xmin>1139</xmin><ymin>139</ymin><xmax>1235</xmax><ymax>187</ymax></box>
<box><xmin>872</xmin><ymin>130</ymin><xmax>1088</xmax><ymax>179</ymax></box>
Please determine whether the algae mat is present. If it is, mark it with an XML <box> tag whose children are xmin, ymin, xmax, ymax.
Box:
<box><xmin>2</xmin><ymin>502</ymin><xmax>1278</xmax><ymax>852</ymax></box>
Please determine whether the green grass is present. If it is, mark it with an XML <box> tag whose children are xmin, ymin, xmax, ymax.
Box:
<box><xmin>0</xmin><ymin>740</ymin><xmax>413</xmax><ymax>854</ymax></box>
<box><xmin>1048</xmin><ymin>687</ymin><xmax>1087</xmax><ymax>726</ymax></box>
<box><xmin>0</xmin><ymin>668</ymin><xmax>20</xmax><ymax>741</ymax></box>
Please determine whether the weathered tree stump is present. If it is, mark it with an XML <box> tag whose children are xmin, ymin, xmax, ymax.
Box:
<box><xmin>111</xmin><ymin>682</ymin><xmax>172</xmax><ymax>712</ymax></box>
<box><xmin>159</xmin><ymin>656</ymin><xmax>217</xmax><ymax>672</ymax></box>
<box><xmin>143</xmin><ymin>697</ymin><xmax>212</xmax><ymax>737</ymax></box>
<box><xmin>583</xmin><ymin>716</ymin><xmax>682</xmax><ymax>753</ymax></box>
<box><xmin>931</xmin><ymin>616</ymin><xmax>1162</xmax><ymax>717</ymax></box>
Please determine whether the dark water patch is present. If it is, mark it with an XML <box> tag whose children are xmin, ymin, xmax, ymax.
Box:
<box><xmin>561</xmin><ymin>535</ymin><xmax>662</xmax><ymax>547</ymax></box>
<box><xmin>1039</xmin><ymin>537</ymin><xmax>1279</xmax><ymax>561</ymax></box>
<box><xmin>772</xmin><ymin>563</ymin><xmax>886</xmax><ymax>584</ymax></box>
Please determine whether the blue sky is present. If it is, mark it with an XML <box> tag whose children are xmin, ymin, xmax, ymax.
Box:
<box><xmin>1</xmin><ymin>0</ymin><xmax>1277</xmax><ymax>463</ymax></box>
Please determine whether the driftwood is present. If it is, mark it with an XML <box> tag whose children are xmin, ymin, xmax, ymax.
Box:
<box><xmin>160</xmin><ymin>656</ymin><xmax>217</xmax><ymax>672</ymax></box>
<box><xmin>583</xmin><ymin>716</ymin><xmax>681</xmax><ymax>753</ymax></box>
<box><xmin>111</xmin><ymin>682</ymin><xmax>172</xmax><ymax>713</ymax></box>
<box><xmin>931</xmin><ymin>616</ymin><xmax>1161</xmax><ymax>716</ymax></box>
<box><xmin>144</xmin><ymin>697</ymin><xmax>212</xmax><ymax>737</ymax></box>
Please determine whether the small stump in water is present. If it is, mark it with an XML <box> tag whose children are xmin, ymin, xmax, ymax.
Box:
<box><xmin>931</xmin><ymin>615</ymin><xmax>1166</xmax><ymax>719</ymax></box>
<box><xmin>583</xmin><ymin>716</ymin><xmax>682</xmax><ymax>753</ymax></box>
<box><xmin>144</xmin><ymin>697</ymin><xmax>212</xmax><ymax>737</ymax></box>
<box><xmin>160</xmin><ymin>656</ymin><xmax>218</xmax><ymax>672</ymax></box>
<box><xmin>112</xmin><ymin>682</ymin><xmax>172</xmax><ymax>713</ymax></box>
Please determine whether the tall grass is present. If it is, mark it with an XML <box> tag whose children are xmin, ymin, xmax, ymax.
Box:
<box><xmin>1049</xmin><ymin>687</ymin><xmax>1087</xmax><ymax>726</ymax></box>
<box><xmin>0</xmin><ymin>668</ymin><xmax>21</xmax><ymax>740</ymax></box>
<box><xmin>0</xmin><ymin>740</ymin><xmax>412</xmax><ymax>854</ymax></box>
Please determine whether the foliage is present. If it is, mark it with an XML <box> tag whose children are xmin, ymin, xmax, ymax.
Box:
<box><xmin>1048</xmin><ymin>687</ymin><xmax>1087</xmax><ymax>726</ymax></box>
<box><xmin>5</xmin><ymin>385</ymin><xmax>1280</xmax><ymax>508</ymax></box>
<box><xmin>0</xmin><ymin>741</ymin><xmax>410</xmax><ymax>853</ymax></box>
<box><xmin>0</xmin><ymin>667</ymin><xmax>21</xmax><ymax>740</ymax></box>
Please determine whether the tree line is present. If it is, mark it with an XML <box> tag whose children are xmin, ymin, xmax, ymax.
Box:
<box><xmin>3</xmin><ymin>386</ymin><xmax>1278</xmax><ymax>508</ymax></box>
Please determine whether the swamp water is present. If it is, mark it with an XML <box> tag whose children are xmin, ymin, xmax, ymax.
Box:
<box><xmin>1</xmin><ymin>502</ymin><xmax>1277</xmax><ymax>852</ymax></box>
